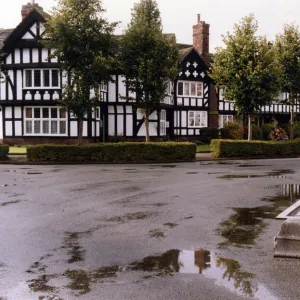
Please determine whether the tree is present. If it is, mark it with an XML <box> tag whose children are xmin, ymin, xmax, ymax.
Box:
<box><xmin>43</xmin><ymin>0</ymin><xmax>117</xmax><ymax>144</ymax></box>
<box><xmin>120</xmin><ymin>0</ymin><xmax>179</xmax><ymax>142</ymax></box>
<box><xmin>210</xmin><ymin>15</ymin><xmax>280</xmax><ymax>140</ymax></box>
<box><xmin>274</xmin><ymin>24</ymin><xmax>300</xmax><ymax>140</ymax></box>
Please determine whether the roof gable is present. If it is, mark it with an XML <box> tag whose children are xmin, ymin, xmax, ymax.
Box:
<box><xmin>1</xmin><ymin>9</ymin><xmax>48</xmax><ymax>52</ymax></box>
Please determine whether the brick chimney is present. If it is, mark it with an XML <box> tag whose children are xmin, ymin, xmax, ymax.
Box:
<box><xmin>21</xmin><ymin>1</ymin><xmax>44</xmax><ymax>20</ymax></box>
<box><xmin>193</xmin><ymin>14</ymin><xmax>210</xmax><ymax>57</ymax></box>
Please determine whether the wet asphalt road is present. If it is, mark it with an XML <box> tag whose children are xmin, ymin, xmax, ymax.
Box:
<box><xmin>1</xmin><ymin>159</ymin><xmax>300</xmax><ymax>300</ymax></box>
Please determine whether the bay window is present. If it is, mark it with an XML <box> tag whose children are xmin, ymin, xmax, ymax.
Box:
<box><xmin>25</xmin><ymin>107</ymin><xmax>67</xmax><ymax>136</ymax></box>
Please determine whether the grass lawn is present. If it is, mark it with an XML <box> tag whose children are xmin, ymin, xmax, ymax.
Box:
<box><xmin>9</xmin><ymin>147</ymin><xmax>27</xmax><ymax>155</ymax></box>
<box><xmin>196</xmin><ymin>144</ymin><xmax>211</xmax><ymax>153</ymax></box>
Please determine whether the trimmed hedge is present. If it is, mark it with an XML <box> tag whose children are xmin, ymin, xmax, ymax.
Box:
<box><xmin>261</xmin><ymin>124</ymin><xmax>274</xmax><ymax>140</ymax></box>
<box><xmin>243</xmin><ymin>125</ymin><xmax>263</xmax><ymax>140</ymax></box>
<box><xmin>0</xmin><ymin>144</ymin><xmax>9</xmax><ymax>159</ymax></box>
<box><xmin>27</xmin><ymin>142</ymin><xmax>197</xmax><ymax>163</ymax></box>
<box><xmin>224</xmin><ymin>122</ymin><xmax>244</xmax><ymax>140</ymax></box>
<box><xmin>211</xmin><ymin>139</ymin><xmax>300</xmax><ymax>158</ymax></box>
<box><xmin>199</xmin><ymin>127</ymin><xmax>219</xmax><ymax>143</ymax></box>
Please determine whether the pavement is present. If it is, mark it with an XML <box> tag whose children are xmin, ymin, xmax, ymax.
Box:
<box><xmin>1</xmin><ymin>159</ymin><xmax>300</xmax><ymax>299</ymax></box>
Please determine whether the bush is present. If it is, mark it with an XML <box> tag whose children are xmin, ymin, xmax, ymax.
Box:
<box><xmin>198</xmin><ymin>127</ymin><xmax>219</xmax><ymax>143</ymax></box>
<box><xmin>224</xmin><ymin>122</ymin><xmax>244</xmax><ymax>140</ymax></box>
<box><xmin>243</xmin><ymin>125</ymin><xmax>263</xmax><ymax>140</ymax></box>
<box><xmin>294</xmin><ymin>122</ymin><xmax>300</xmax><ymax>139</ymax></box>
<box><xmin>211</xmin><ymin>139</ymin><xmax>300</xmax><ymax>158</ymax></box>
<box><xmin>261</xmin><ymin>124</ymin><xmax>274</xmax><ymax>140</ymax></box>
<box><xmin>27</xmin><ymin>142</ymin><xmax>197</xmax><ymax>163</ymax></box>
<box><xmin>220</xmin><ymin>128</ymin><xmax>230</xmax><ymax>139</ymax></box>
<box><xmin>0</xmin><ymin>144</ymin><xmax>9</xmax><ymax>159</ymax></box>
<box><xmin>269</xmin><ymin>126</ymin><xmax>288</xmax><ymax>141</ymax></box>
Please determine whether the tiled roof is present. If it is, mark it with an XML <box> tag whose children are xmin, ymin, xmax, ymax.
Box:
<box><xmin>0</xmin><ymin>29</ymin><xmax>14</xmax><ymax>48</ymax></box>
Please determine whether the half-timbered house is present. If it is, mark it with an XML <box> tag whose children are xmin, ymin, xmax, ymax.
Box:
<box><xmin>0</xmin><ymin>2</ymin><xmax>295</xmax><ymax>144</ymax></box>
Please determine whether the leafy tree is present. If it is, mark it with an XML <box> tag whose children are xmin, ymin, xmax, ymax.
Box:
<box><xmin>210</xmin><ymin>15</ymin><xmax>280</xmax><ymax>140</ymax></box>
<box><xmin>120</xmin><ymin>0</ymin><xmax>179</xmax><ymax>142</ymax></box>
<box><xmin>43</xmin><ymin>0</ymin><xmax>117</xmax><ymax>144</ymax></box>
<box><xmin>274</xmin><ymin>24</ymin><xmax>300</xmax><ymax>140</ymax></box>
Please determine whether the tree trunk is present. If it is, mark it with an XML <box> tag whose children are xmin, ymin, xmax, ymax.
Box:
<box><xmin>248</xmin><ymin>115</ymin><xmax>252</xmax><ymax>141</ymax></box>
<box><xmin>145</xmin><ymin>114</ymin><xmax>150</xmax><ymax>143</ymax></box>
<box><xmin>78</xmin><ymin>116</ymin><xmax>83</xmax><ymax>145</ymax></box>
<box><xmin>290</xmin><ymin>101</ymin><xmax>294</xmax><ymax>140</ymax></box>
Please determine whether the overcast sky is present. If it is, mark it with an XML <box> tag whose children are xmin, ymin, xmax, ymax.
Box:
<box><xmin>1</xmin><ymin>0</ymin><xmax>300</xmax><ymax>52</ymax></box>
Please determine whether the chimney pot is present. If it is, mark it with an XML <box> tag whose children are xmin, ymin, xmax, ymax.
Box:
<box><xmin>197</xmin><ymin>14</ymin><xmax>201</xmax><ymax>24</ymax></box>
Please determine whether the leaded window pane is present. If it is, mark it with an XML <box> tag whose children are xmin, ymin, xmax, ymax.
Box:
<box><xmin>25</xmin><ymin>70</ymin><xmax>32</xmax><ymax>87</ymax></box>
<box><xmin>34</xmin><ymin>121</ymin><xmax>40</xmax><ymax>134</ymax></box>
<box><xmin>60</xmin><ymin>121</ymin><xmax>66</xmax><ymax>134</ymax></box>
<box><xmin>191</xmin><ymin>83</ymin><xmax>196</xmax><ymax>96</ymax></box>
<box><xmin>51</xmin><ymin>121</ymin><xmax>58</xmax><ymax>134</ymax></box>
<box><xmin>26</xmin><ymin>121</ymin><xmax>32</xmax><ymax>133</ymax></box>
<box><xmin>34</xmin><ymin>108</ymin><xmax>40</xmax><ymax>118</ymax></box>
<box><xmin>184</xmin><ymin>83</ymin><xmax>189</xmax><ymax>96</ymax></box>
<box><xmin>59</xmin><ymin>109</ymin><xmax>66</xmax><ymax>119</ymax></box>
<box><xmin>43</xmin><ymin>70</ymin><xmax>50</xmax><ymax>87</ymax></box>
<box><xmin>197</xmin><ymin>83</ymin><xmax>202</xmax><ymax>97</ymax></box>
<box><xmin>34</xmin><ymin>70</ymin><xmax>41</xmax><ymax>87</ymax></box>
<box><xmin>52</xmin><ymin>70</ymin><xmax>59</xmax><ymax>87</ymax></box>
<box><xmin>43</xmin><ymin>108</ymin><xmax>49</xmax><ymax>118</ymax></box>
<box><xmin>51</xmin><ymin>108</ymin><xmax>58</xmax><ymax>118</ymax></box>
<box><xmin>178</xmin><ymin>82</ymin><xmax>183</xmax><ymax>96</ymax></box>
<box><xmin>25</xmin><ymin>108</ymin><xmax>32</xmax><ymax>118</ymax></box>
<box><xmin>43</xmin><ymin>121</ymin><xmax>49</xmax><ymax>134</ymax></box>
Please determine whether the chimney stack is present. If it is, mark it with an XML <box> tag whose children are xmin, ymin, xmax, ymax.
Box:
<box><xmin>21</xmin><ymin>1</ymin><xmax>44</xmax><ymax>20</ymax></box>
<box><xmin>193</xmin><ymin>14</ymin><xmax>210</xmax><ymax>58</ymax></box>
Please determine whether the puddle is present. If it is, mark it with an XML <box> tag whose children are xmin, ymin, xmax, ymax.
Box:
<box><xmin>200</xmin><ymin>161</ymin><xmax>238</xmax><ymax>165</ymax></box>
<box><xmin>62</xmin><ymin>231</ymin><xmax>92</xmax><ymax>264</ymax></box>
<box><xmin>149</xmin><ymin>229</ymin><xmax>165</xmax><ymax>238</ymax></box>
<box><xmin>184</xmin><ymin>216</ymin><xmax>194</xmax><ymax>220</ymax></box>
<box><xmin>28</xmin><ymin>274</ymin><xmax>58</xmax><ymax>293</ymax></box>
<box><xmin>186</xmin><ymin>172</ymin><xmax>198</xmax><ymax>175</ymax></box>
<box><xmin>0</xmin><ymin>200</ymin><xmax>24</xmax><ymax>207</ymax></box>
<box><xmin>238</xmin><ymin>165</ymin><xmax>271</xmax><ymax>168</ymax></box>
<box><xmin>164</xmin><ymin>222</ymin><xmax>178</xmax><ymax>228</ymax></box>
<box><xmin>263</xmin><ymin>184</ymin><xmax>300</xmax><ymax>206</ymax></box>
<box><xmin>106</xmin><ymin>212</ymin><xmax>156</xmax><ymax>223</ymax></box>
<box><xmin>218</xmin><ymin>169</ymin><xmax>295</xmax><ymax>180</ymax></box>
<box><xmin>152</xmin><ymin>165</ymin><xmax>177</xmax><ymax>168</ymax></box>
<box><xmin>27</xmin><ymin>172</ymin><xmax>43</xmax><ymax>175</ymax></box>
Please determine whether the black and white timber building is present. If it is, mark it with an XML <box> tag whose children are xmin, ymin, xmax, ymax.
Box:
<box><xmin>0</xmin><ymin>3</ymin><xmax>297</xmax><ymax>144</ymax></box>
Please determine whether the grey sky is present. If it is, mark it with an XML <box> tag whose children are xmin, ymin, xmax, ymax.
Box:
<box><xmin>1</xmin><ymin>0</ymin><xmax>300</xmax><ymax>52</ymax></box>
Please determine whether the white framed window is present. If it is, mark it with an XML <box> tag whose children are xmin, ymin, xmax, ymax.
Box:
<box><xmin>24</xmin><ymin>107</ymin><xmax>67</xmax><ymax>136</ymax></box>
<box><xmin>177</xmin><ymin>81</ymin><xmax>203</xmax><ymax>97</ymax></box>
<box><xmin>219</xmin><ymin>115</ymin><xmax>234</xmax><ymax>128</ymax></box>
<box><xmin>100</xmin><ymin>83</ymin><xmax>108</xmax><ymax>92</ymax></box>
<box><xmin>24</xmin><ymin>69</ymin><xmax>60</xmax><ymax>89</ymax></box>
<box><xmin>188</xmin><ymin>111</ymin><xmax>207</xmax><ymax>127</ymax></box>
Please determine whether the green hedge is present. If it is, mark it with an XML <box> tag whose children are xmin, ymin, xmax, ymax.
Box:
<box><xmin>211</xmin><ymin>139</ymin><xmax>300</xmax><ymax>158</ymax></box>
<box><xmin>27</xmin><ymin>142</ymin><xmax>196</xmax><ymax>163</ymax></box>
<box><xmin>0</xmin><ymin>144</ymin><xmax>9</xmax><ymax>159</ymax></box>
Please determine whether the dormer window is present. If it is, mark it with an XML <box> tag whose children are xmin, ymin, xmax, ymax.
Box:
<box><xmin>24</xmin><ymin>69</ymin><xmax>60</xmax><ymax>88</ymax></box>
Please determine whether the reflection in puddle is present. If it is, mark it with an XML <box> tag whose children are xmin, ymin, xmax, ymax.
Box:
<box><xmin>218</xmin><ymin>169</ymin><xmax>295</xmax><ymax>180</ymax></box>
<box><xmin>218</xmin><ymin>184</ymin><xmax>300</xmax><ymax>249</ymax></box>
<box><xmin>26</xmin><ymin>248</ymin><xmax>279</xmax><ymax>299</ymax></box>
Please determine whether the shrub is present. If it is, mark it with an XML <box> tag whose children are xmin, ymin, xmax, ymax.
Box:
<box><xmin>294</xmin><ymin>122</ymin><xmax>300</xmax><ymax>139</ymax></box>
<box><xmin>211</xmin><ymin>139</ymin><xmax>300</xmax><ymax>158</ymax></box>
<box><xmin>27</xmin><ymin>142</ymin><xmax>197</xmax><ymax>163</ymax></box>
<box><xmin>220</xmin><ymin>128</ymin><xmax>230</xmax><ymax>139</ymax></box>
<box><xmin>261</xmin><ymin>124</ymin><xmax>274</xmax><ymax>140</ymax></box>
<box><xmin>243</xmin><ymin>125</ymin><xmax>263</xmax><ymax>140</ymax></box>
<box><xmin>269</xmin><ymin>126</ymin><xmax>288</xmax><ymax>141</ymax></box>
<box><xmin>0</xmin><ymin>144</ymin><xmax>9</xmax><ymax>159</ymax></box>
<box><xmin>224</xmin><ymin>122</ymin><xmax>244</xmax><ymax>140</ymax></box>
<box><xmin>199</xmin><ymin>127</ymin><xmax>219</xmax><ymax>143</ymax></box>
